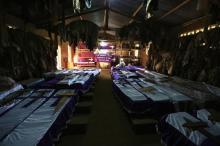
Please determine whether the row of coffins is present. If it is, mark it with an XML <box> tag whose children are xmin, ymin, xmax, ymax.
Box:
<box><xmin>0</xmin><ymin>88</ymin><xmax>76</xmax><ymax>146</ymax></box>
<box><xmin>0</xmin><ymin>68</ymin><xmax>100</xmax><ymax>146</ymax></box>
<box><xmin>112</xmin><ymin>66</ymin><xmax>220</xmax><ymax>114</ymax></box>
<box><xmin>111</xmin><ymin>66</ymin><xmax>220</xmax><ymax>146</ymax></box>
<box><xmin>111</xmin><ymin>67</ymin><xmax>192</xmax><ymax>115</ymax></box>
<box><xmin>136</xmin><ymin>69</ymin><xmax>220</xmax><ymax>109</ymax></box>
<box><xmin>137</xmin><ymin>70</ymin><xmax>220</xmax><ymax>146</ymax></box>
<box><xmin>28</xmin><ymin>68</ymin><xmax>100</xmax><ymax>93</ymax></box>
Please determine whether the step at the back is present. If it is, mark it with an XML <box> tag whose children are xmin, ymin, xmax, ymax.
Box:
<box><xmin>64</xmin><ymin>115</ymin><xmax>89</xmax><ymax>135</ymax></box>
<box><xmin>131</xmin><ymin>117</ymin><xmax>158</xmax><ymax>134</ymax></box>
<box><xmin>79</xmin><ymin>92</ymin><xmax>94</xmax><ymax>101</ymax></box>
<box><xmin>75</xmin><ymin>101</ymin><xmax>93</xmax><ymax>114</ymax></box>
<box><xmin>89</xmin><ymin>86</ymin><xmax>95</xmax><ymax>92</ymax></box>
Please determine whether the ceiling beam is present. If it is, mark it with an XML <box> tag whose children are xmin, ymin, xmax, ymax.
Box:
<box><xmin>100</xmin><ymin>27</ymin><xmax>120</xmax><ymax>31</ymax></box>
<box><xmin>109</xmin><ymin>8</ymin><xmax>142</xmax><ymax>22</ymax></box>
<box><xmin>129</xmin><ymin>1</ymin><xmax>144</xmax><ymax>23</ymax></box>
<box><xmin>158</xmin><ymin>0</ymin><xmax>192</xmax><ymax>20</ymax></box>
<box><xmin>3</xmin><ymin>13</ymin><xmax>55</xmax><ymax>40</ymax></box>
<box><xmin>55</xmin><ymin>7</ymin><xmax>105</xmax><ymax>25</ymax></box>
<box><xmin>172</xmin><ymin>15</ymin><xmax>211</xmax><ymax>33</ymax></box>
<box><xmin>182</xmin><ymin>15</ymin><xmax>210</xmax><ymax>27</ymax></box>
<box><xmin>38</xmin><ymin>7</ymin><xmax>105</xmax><ymax>26</ymax></box>
<box><xmin>61</xmin><ymin>7</ymin><xmax>105</xmax><ymax>21</ymax></box>
<box><xmin>103</xmin><ymin>0</ymin><xmax>109</xmax><ymax>30</ymax></box>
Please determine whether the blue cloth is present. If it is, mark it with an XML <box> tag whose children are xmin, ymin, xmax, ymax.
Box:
<box><xmin>32</xmin><ymin>73</ymin><xmax>94</xmax><ymax>93</ymax></box>
<box><xmin>112</xmin><ymin>80</ymin><xmax>149</xmax><ymax>113</ymax></box>
<box><xmin>0</xmin><ymin>98</ymin><xmax>47</xmax><ymax>141</ymax></box>
<box><xmin>0</xmin><ymin>84</ymin><xmax>23</xmax><ymax>100</ymax></box>
<box><xmin>0</xmin><ymin>96</ymin><xmax>76</xmax><ymax>146</ymax></box>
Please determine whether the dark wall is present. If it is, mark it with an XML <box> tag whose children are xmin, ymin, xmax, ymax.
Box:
<box><xmin>0</xmin><ymin>28</ymin><xmax>57</xmax><ymax>81</ymax></box>
<box><xmin>146</xmin><ymin>27</ymin><xmax>220</xmax><ymax>87</ymax></box>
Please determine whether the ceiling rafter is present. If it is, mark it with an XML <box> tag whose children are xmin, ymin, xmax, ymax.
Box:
<box><xmin>38</xmin><ymin>7</ymin><xmax>105</xmax><ymax>26</ymax></box>
<box><xmin>129</xmin><ymin>1</ymin><xmax>144</xmax><ymax>24</ymax></box>
<box><xmin>157</xmin><ymin>0</ymin><xmax>192</xmax><ymax>21</ymax></box>
<box><xmin>182</xmin><ymin>15</ymin><xmax>210</xmax><ymax>27</ymax></box>
<box><xmin>103</xmin><ymin>0</ymin><xmax>110</xmax><ymax>30</ymax></box>
<box><xmin>59</xmin><ymin>7</ymin><xmax>105</xmax><ymax>22</ymax></box>
<box><xmin>109</xmin><ymin>8</ymin><xmax>142</xmax><ymax>22</ymax></box>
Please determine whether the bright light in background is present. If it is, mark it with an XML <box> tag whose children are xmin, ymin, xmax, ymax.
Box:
<box><xmin>134</xmin><ymin>50</ymin><xmax>139</xmax><ymax>57</ymax></box>
<box><xmin>99</xmin><ymin>41</ymin><xmax>108</xmax><ymax>47</ymax></box>
<box><xmin>7</xmin><ymin>25</ymin><xmax>16</xmax><ymax>29</ymax></box>
<box><xmin>179</xmin><ymin>24</ymin><xmax>220</xmax><ymax>37</ymax></box>
<box><xmin>201</xmin><ymin>42</ymin><xmax>206</xmax><ymax>46</ymax></box>
<box><xmin>67</xmin><ymin>45</ymin><xmax>74</xmax><ymax>69</ymax></box>
<box><xmin>8</xmin><ymin>25</ymin><xmax>13</xmax><ymax>29</ymax></box>
<box><xmin>74</xmin><ymin>55</ymin><xmax>78</xmax><ymax>63</ymax></box>
<box><xmin>68</xmin><ymin>45</ymin><xmax>72</xmax><ymax>63</ymax></box>
<box><xmin>56</xmin><ymin>45</ymin><xmax>62</xmax><ymax>70</ymax></box>
<box><xmin>135</xmin><ymin>44</ymin><xmax>140</xmax><ymax>48</ymax></box>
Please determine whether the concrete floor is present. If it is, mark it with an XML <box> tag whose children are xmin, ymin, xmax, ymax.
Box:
<box><xmin>57</xmin><ymin>69</ymin><xmax>162</xmax><ymax>146</ymax></box>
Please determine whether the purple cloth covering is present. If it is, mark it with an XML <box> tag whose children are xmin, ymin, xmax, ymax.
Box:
<box><xmin>32</xmin><ymin>74</ymin><xmax>94</xmax><ymax>94</ymax></box>
<box><xmin>157</xmin><ymin>113</ymin><xmax>220</xmax><ymax>146</ymax></box>
<box><xmin>0</xmin><ymin>95</ymin><xmax>77</xmax><ymax>146</ymax></box>
<box><xmin>37</xmin><ymin>96</ymin><xmax>76</xmax><ymax>146</ymax></box>
<box><xmin>112</xmin><ymin>80</ymin><xmax>149</xmax><ymax>113</ymax></box>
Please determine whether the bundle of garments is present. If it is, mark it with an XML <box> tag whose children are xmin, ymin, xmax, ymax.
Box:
<box><xmin>73</xmin><ymin>0</ymin><xmax>92</xmax><ymax>12</ymax></box>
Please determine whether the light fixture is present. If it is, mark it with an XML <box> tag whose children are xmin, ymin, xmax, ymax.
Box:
<box><xmin>8</xmin><ymin>25</ymin><xmax>13</xmax><ymax>29</ymax></box>
<box><xmin>99</xmin><ymin>41</ymin><xmax>108</xmax><ymax>47</ymax></box>
<box><xmin>201</xmin><ymin>42</ymin><xmax>206</xmax><ymax>46</ymax></box>
<box><xmin>211</xmin><ymin>25</ymin><xmax>216</xmax><ymax>29</ymax></box>
<box><xmin>135</xmin><ymin>44</ymin><xmax>140</xmax><ymax>48</ymax></box>
<box><xmin>7</xmin><ymin>25</ymin><xmax>16</xmax><ymax>29</ymax></box>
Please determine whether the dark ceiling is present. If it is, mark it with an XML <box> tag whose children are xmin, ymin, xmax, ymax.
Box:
<box><xmin>0</xmin><ymin>0</ymin><xmax>216</xmax><ymax>30</ymax></box>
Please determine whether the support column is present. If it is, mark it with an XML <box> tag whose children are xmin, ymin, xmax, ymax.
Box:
<box><xmin>56</xmin><ymin>44</ymin><xmax>62</xmax><ymax>70</ymax></box>
<box><xmin>68</xmin><ymin>44</ymin><xmax>74</xmax><ymax>69</ymax></box>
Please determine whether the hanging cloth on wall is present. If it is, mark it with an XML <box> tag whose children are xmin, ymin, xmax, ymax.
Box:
<box><xmin>0</xmin><ymin>14</ymin><xmax>9</xmax><ymax>47</ymax></box>
<box><xmin>73</xmin><ymin>0</ymin><xmax>80</xmax><ymax>13</ymax></box>
<box><xmin>73</xmin><ymin>0</ymin><xmax>92</xmax><ymax>12</ymax></box>
<box><xmin>85</xmin><ymin>0</ymin><xmax>92</xmax><ymax>8</ymax></box>
<box><xmin>144</xmin><ymin>0</ymin><xmax>158</xmax><ymax>19</ymax></box>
